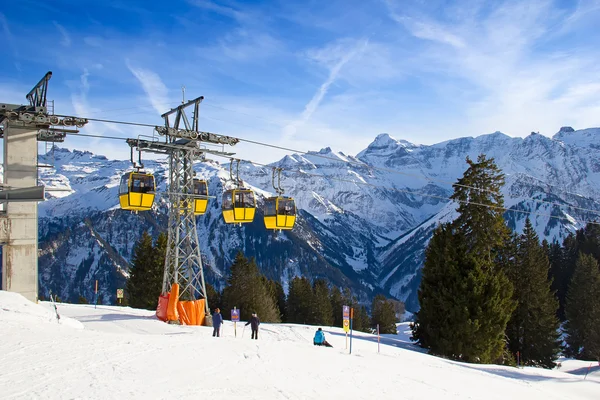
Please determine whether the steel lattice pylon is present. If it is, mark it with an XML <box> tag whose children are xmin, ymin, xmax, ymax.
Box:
<box><xmin>161</xmin><ymin>145</ymin><xmax>208</xmax><ymax>302</ymax></box>
<box><xmin>126</xmin><ymin>96</ymin><xmax>239</xmax><ymax>319</ymax></box>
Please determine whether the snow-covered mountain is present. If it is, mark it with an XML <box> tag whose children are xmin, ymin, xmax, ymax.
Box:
<box><xmin>26</xmin><ymin>127</ymin><xmax>600</xmax><ymax>310</ymax></box>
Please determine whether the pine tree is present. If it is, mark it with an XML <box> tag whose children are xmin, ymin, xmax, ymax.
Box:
<box><xmin>371</xmin><ymin>294</ymin><xmax>397</xmax><ymax>334</ymax></box>
<box><xmin>554</xmin><ymin>233</ymin><xmax>580</xmax><ymax>320</ymax></box>
<box><xmin>329</xmin><ymin>286</ymin><xmax>344</xmax><ymax>327</ymax></box>
<box><xmin>262</xmin><ymin>277</ymin><xmax>286</xmax><ymax>321</ymax></box>
<box><xmin>206</xmin><ymin>283</ymin><xmax>221</xmax><ymax>312</ymax></box>
<box><xmin>505</xmin><ymin>218</ymin><xmax>560</xmax><ymax>368</ymax></box>
<box><xmin>413</xmin><ymin>155</ymin><xmax>516</xmax><ymax>364</ymax></box>
<box><xmin>312</xmin><ymin>279</ymin><xmax>333</xmax><ymax>326</ymax></box>
<box><xmin>564</xmin><ymin>253</ymin><xmax>600</xmax><ymax>361</ymax></box>
<box><xmin>286</xmin><ymin>277</ymin><xmax>314</xmax><ymax>324</ymax></box>
<box><xmin>221</xmin><ymin>251</ymin><xmax>280</xmax><ymax>322</ymax></box>
<box><xmin>272</xmin><ymin>280</ymin><xmax>287</xmax><ymax>322</ymax></box>
<box><xmin>352</xmin><ymin>305</ymin><xmax>371</xmax><ymax>333</ymax></box>
<box><xmin>126</xmin><ymin>231</ymin><xmax>164</xmax><ymax>310</ymax></box>
<box><xmin>451</xmin><ymin>155</ymin><xmax>510</xmax><ymax>262</ymax></box>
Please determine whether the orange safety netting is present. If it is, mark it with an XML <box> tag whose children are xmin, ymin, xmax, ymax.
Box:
<box><xmin>166</xmin><ymin>283</ymin><xmax>180</xmax><ymax>321</ymax></box>
<box><xmin>158</xmin><ymin>282</ymin><xmax>207</xmax><ymax>325</ymax></box>
<box><xmin>156</xmin><ymin>293</ymin><xmax>169</xmax><ymax>321</ymax></box>
<box><xmin>177</xmin><ymin>299</ymin><xmax>206</xmax><ymax>326</ymax></box>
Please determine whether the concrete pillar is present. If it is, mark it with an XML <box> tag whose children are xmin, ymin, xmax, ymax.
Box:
<box><xmin>1</xmin><ymin>123</ymin><xmax>39</xmax><ymax>302</ymax></box>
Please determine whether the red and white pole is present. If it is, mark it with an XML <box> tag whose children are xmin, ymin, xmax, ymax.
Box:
<box><xmin>377</xmin><ymin>324</ymin><xmax>380</xmax><ymax>354</ymax></box>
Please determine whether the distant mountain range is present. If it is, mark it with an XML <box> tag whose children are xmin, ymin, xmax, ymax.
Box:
<box><xmin>17</xmin><ymin>126</ymin><xmax>600</xmax><ymax>310</ymax></box>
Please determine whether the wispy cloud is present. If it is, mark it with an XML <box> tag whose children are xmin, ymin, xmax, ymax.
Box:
<box><xmin>389</xmin><ymin>14</ymin><xmax>466</xmax><ymax>49</ymax></box>
<box><xmin>384</xmin><ymin>0</ymin><xmax>600</xmax><ymax>138</ymax></box>
<box><xmin>53</xmin><ymin>21</ymin><xmax>71</xmax><ymax>47</ymax></box>
<box><xmin>284</xmin><ymin>38</ymin><xmax>369</xmax><ymax>138</ymax></box>
<box><xmin>205</xmin><ymin>29</ymin><xmax>282</xmax><ymax>62</ymax></box>
<box><xmin>0</xmin><ymin>12</ymin><xmax>19</xmax><ymax>71</ymax></box>
<box><xmin>126</xmin><ymin>61</ymin><xmax>170</xmax><ymax>115</ymax></box>
<box><xmin>187</xmin><ymin>0</ymin><xmax>249</xmax><ymax>23</ymax></box>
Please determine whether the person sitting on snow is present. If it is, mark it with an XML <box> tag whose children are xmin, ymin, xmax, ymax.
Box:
<box><xmin>313</xmin><ymin>327</ymin><xmax>333</xmax><ymax>347</ymax></box>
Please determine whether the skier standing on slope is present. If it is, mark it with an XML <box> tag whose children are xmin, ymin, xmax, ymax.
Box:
<box><xmin>313</xmin><ymin>327</ymin><xmax>333</xmax><ymax>347</ymax></box>
<box><xmin>212</xmin><ymin>308</ymin><xmax>223</xmax><ymax>337</ymax></box>
<box><xmin>245</xmin><ymin>312</ymin><xmax>260</xmax><ymax>340</ymax></box>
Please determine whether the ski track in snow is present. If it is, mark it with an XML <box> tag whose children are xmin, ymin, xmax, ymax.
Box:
<box><xmin>1</xmin><ymin>291</ymin><xmax>598</xmax><ymax>399</ymax></box>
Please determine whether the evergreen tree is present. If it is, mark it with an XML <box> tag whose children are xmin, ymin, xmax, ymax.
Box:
<box><xmin>273</xmin><ymin>280</ymin><xmax>287</xmax><ymax>323</ymax></box>
<box><xmin>206</xmin><ymin>283</ymin><xmax>221</xmax><ymax>312</ymax></box>
<box><xmin>564</xmin><ymin>253</ymin><xmax>600</xmax><ymax>361</ymax></box>
<box><xmin>262</xmin><ymin>277</ymin><xmax>286</xmax><ymax>321</ymax></box>
<box><xmin>554</xmin><ymin>233</ymin><xmax>579</xmax><ymax>320</ymax></box>
<box><xmin>451</xmin><ymin>155</ymin><xmax>510</xmax><ymax>262</ymax></box>
<box><xmin>505</xmin><ymin>218</ymin><xmax>560</xmax><ymax>368</ymax></box>
<box><xmin>371</xmin><ymin>294</ymin><xmax>397</xmax><ymax>334</ymax></box>
<box><xmin>221</xmin><ymin>251</ymin><xmax>280</xmax><ymax>322</ymax></box>
<box><xmin>126</xmin><ymin>231</ymin><xmax>164</xmax><ymax>310</ymax></box>
<box><xmin>352</xmin><ymin>305</ymin><xmax>371</xmax><ymax>333</ymax></box>
<box><xmin>312</xmin><ymin>279</ymin><xmax>333</xmax><ymax>326</ymax></box>
<box><xmin>329</xmin><ymin>286</ymin><xmax>345</xmax><ymax>327</ymax></box>
<box><xmin>413</xmin><ymin>155</ymin><xmax>516</xmax><ymax>364</ymax></box>
<box><xmin>286</xmin><ymin>277</ymin><xmax>314</xmax><ymax>324</ymax></box>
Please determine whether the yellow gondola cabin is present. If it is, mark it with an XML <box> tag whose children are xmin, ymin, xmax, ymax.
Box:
<box><xmin>222</xmin><ymin>189</ymin><xmax>255</xmax><ymax>223</ymax></box>
<box><xmin>119</xmin><ymin>172</ymin><xmax>155</xmax><ymax>211</ymax></box>
<box><xmin>192</xmin><ymin>179</ymin><xmax>209</xmax><ymax>215</ymax></box>
<box><xmin>264</xmin><ymin>196</ymin><xmax>296</xmax><ymax>230</ymax></box>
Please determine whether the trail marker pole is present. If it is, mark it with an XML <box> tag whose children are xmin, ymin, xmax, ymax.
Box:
<box><xmin>349</xmin><ymin>307</ymin><xmax>354</xmax><ymax>355</ymax></box>
<box><xmin>342</xmin><ymin>305</ymin><xmax>350</xmax><ymax>350</ymax></box>
<box><xmin>231</xmin><ymin>307</ymin><xmax>240</xmax><ymax>338</ymax></box>
<box><xmin>116</xmin><ymin>288</ymin><xmax>124</xmax><ymax>306</ymax></box>
<box><xmin>584</xmin><ymin>363</ymin><xmax>593</xmax><ymax>380</ymax></box>
<box><xmin>94</xmin><ymin>280</ymin><xmax>98</xmax><ymax>309</ymax></box>
<box><xmin>377</xmin><ymin>324</ymin><xmax>380</xmax><ymax>354</ymax></box>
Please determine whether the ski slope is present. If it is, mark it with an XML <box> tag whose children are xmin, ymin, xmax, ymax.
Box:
<box><xmin>1</xmin><ymin>291</ymin><xmax>598</xmax><ymax>399</ymax></box>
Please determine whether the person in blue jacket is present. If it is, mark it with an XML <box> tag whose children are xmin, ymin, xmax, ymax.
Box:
<box><xmin>313</xmin><ymin>327</ymin><xmax>332</xmax><ymax>347</ymax></box>
<box><xmin>212</xmin><ymin>308</ymin><xmax>223</xmax><ymax>337</ymax></box>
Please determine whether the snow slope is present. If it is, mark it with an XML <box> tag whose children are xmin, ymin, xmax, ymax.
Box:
<box><xmin>1</xmin><ymin>291</ymin><xmax>598</xmax><ymax>399</ymax></box>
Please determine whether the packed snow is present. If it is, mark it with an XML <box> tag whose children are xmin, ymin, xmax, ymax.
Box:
<box><xmin>1</xmin><ymin>291</ymin><xmax>598</xmax><ymax>399</ymax></box>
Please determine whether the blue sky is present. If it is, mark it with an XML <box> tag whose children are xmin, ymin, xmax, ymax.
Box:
<box><xmin>1</xmin><ymin>0</ymin><xmax>599</xmax><ymax>164</ymax></box>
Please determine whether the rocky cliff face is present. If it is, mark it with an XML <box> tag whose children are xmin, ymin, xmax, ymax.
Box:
<box><xmin>30</xmin><ymin>127</ymin><xmax>600</xmax><ymax>310</ymax></box>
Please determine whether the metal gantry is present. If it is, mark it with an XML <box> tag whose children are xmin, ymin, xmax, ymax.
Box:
<box><xmin>127</xmin><ymin>96</ymin><xmax>238</xmax><ymax>312</ymax></box>
<box><xmin>0</xmin><ymin>71</ymin><xmax>88</xmax><ymax>301</ymax></box>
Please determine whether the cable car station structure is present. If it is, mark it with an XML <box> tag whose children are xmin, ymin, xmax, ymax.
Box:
<box><xmin>0</xmin><ymin>72</ymin><xmax>87</xmax><ymax>302</ymax></box>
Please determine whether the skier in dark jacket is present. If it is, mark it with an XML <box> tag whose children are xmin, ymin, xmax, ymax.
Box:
<box><xmin>212</xmin><ymin>308</ymin><xmax>223</xmax><ymax>337</ymax></box>
<box><xmin>245</xmin><ymin>312</ymin><xmax>260</xmax><ymax>340</ymax></box>
<box><xmin>313</xmin><ymin>327</ymin><xmax>332</xmax><ymax>347</ymax></box>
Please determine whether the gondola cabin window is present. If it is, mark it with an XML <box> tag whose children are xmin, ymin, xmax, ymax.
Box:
<box><xmin>265</xmin><ymin>199</ymin><xmax>276</xmax><ymax>216</ymax></box>
<box><xmin>222</xmin><ymin>191</ymin><xmax>233</xmax><ymax>209</ymax></box>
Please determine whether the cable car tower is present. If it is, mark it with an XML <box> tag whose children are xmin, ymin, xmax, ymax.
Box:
<box><xmin>126</xmin><ymin>95</ymin><xmax>238</xmax><ymax>313</ymax></box>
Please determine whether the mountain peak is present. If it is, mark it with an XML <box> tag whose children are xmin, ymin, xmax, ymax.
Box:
<box><xmin>372</xmin><ymin>133</ymin><xmax>397</xmax><ymax>146</ymax></box>
<box><xmin>559</xmin><ymin>126</ymin><xmax>575</xmax><ymax>134</ymax></box>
